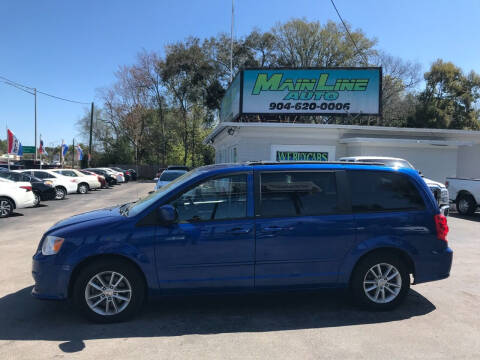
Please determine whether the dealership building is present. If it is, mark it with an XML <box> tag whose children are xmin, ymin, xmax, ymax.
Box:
<box><xmin>205</xmin><ymin>68</ymin><xmax>480</xmax><ymax>183</ymax></box>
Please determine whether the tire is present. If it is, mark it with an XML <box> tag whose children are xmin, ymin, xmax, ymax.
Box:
<box><xmin>78</xmin><ymin>183</ymin><xmax>89</xmax><ymax>194</ymax></box>
<box><xmin>456</xmin><ymin>194</ymin><xmax>476</xmax><ymax>216</ymax></box>
<box><xmin>351</xmin><ymin>252</ymin><xmax>410</xmax><ymax>310</ymax></box>
<box><xmin>55</xmin><ymin>186</ymin><xmax>66</xmax><ymax>200</ymax></box>
<box><xmin>33</xmin><ymin>192</ymin><xmax>41</xmax><ymax>207</ymax></box>
<box><xmin>73</xmin><ymin>258</ymin><xmax>145</xmax><ymax>323</ymax></box>
<box><xmin>0</xmin><ymin>197</ymin><xmax>14</xmax><ymax>218</ymax></box>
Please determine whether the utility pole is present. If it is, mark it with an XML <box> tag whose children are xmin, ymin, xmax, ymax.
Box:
<box><xmin>72</xmin><ymin>138</ymin><xmax>75</xmax><ymax>168</ymax></box>
<box><xmin>34</xmin><ymin>88</ymin><xmax>37</xmax><ymax>163</ymax></box>
<box><xmin>88</xmin><ymin>102</ymin><xmax>94</xmax><ymax>167</ymax></box>
<box><xmin>230</xmin><ymin>0</ymin><xmax>234</xmax><ymax>82</ymax></box>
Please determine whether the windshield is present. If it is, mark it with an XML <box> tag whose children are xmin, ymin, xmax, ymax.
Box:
<box><xmin>362</xmin><ymin>159</ymin><xmax>415</xmax><ymax>169</ymax></box>
<box><xmin>159</xmin><ymin>170</ymin><xmax>187</xmax><ymax>181</ymax></box>
<box><xmin>127</xmin><ymin>169</ymin><xmax>197</xmax><ymax>217</ymax></box>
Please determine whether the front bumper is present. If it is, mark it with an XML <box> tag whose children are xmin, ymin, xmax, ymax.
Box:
<box><xmin>414</xmin><ymin>247</ymin><xmax>453</xmax><ymax>284</ymax></box>
<box><xmin>31</xmin><ymin>253</ymin><xmax>71</xmax><ymax>300</ymax></box>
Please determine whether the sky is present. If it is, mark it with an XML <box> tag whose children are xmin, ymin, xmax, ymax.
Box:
<box><xmin>1</xmin><ymin>0</ymin><xmax>479</xmax><ymax>147</ymax></box>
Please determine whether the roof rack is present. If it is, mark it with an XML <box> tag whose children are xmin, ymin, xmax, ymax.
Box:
<box><xmin>244</xmin><ymin>161</ymin><xmax>386</xmax><ymax>166</ymax></box>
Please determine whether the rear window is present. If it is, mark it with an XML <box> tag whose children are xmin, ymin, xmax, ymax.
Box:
<box><xmin>348</xmin><ymin>171</ymin><xmax>424</xmax><ymax>213</ymax></box>
<box><xmin>258</xmin><ymin>171</ymin><xmax>338</xmax><ymax>217</ymax></box>
<box><xmin>160</xmin><ymin>170</ymin><xmax>187</xmax><ymax>181</ymax></box>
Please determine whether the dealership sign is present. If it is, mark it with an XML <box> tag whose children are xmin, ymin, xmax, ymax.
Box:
<box><xmin>220</xmin><ymin>68</ymin><xmax>381</xmax><ymax>121</ymax></box>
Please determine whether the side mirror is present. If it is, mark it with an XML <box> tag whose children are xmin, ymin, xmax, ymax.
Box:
<box><xmin>158</xmin><ymin>204</ymin><xmax>178</xmax><ymax>225</ymax></box>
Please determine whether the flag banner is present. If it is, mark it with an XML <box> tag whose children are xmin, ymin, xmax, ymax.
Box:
<box><xmin>39</xmin><ymin>139</ymin><xmax>48</xmax><ymax>156</ymax></box>
<box><xmin>18</xmin><ymin>143</ymin><xmax>23</xmax><ymax>156</ymax></box>
<box><xmin>7</xmin><ymin>129</ymin><xmax>20</xmax><ymax>155</ymax></box>
<box><xmin>61</xmin><ymin>144</ymin><xmax>69</xmax><ymax>157</ymax></box>
<box><xmin>76</xmin><ymin>145</ymin><xmax>83</xmax><ymax>161</ymax></box>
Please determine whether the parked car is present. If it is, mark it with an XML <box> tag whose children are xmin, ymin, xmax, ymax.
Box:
<box><xmin>167</xmin><ymin>165</ymin><xmax>190</xmax><ymax>171</ymax></box>
<box><xmin>99</xmin><ymin>168</ymin><xmax>125</xmax><ymax>183</ymax></box>
<box><xmin>128</xmin><ymin>169</ymin><xmax>137</xmax><ymax>181</ymax></box>
<box><xmin>51</xmin><ymin>169</ymin><xmax>101</xmax><ymax>194</ymax></box>
<box><xmin>339</xmin><ymin>156</ymin><xmax>450</xmax><ymax>215</ymax></box>
<box><xmin>85</xmin><ymin>168</ymin><xmax>117</xmax><ymax>186</ymax></box>
<box><xmin>111</xmin><ymin>167</ymin><xmax>131</xmax><ymax>182</ymax></box>
<box><xmin>3</xmin><ymin>171</ymin><xmax>56</xmax><ymax>206</ymax></box>
<box><xmin>445</xmin><ymin>177</ymin><xmax>480</xmax><ymax>215</ymax></box>
<box><xmin>20</xmin><ymin>169</ymin><xmax>78</xmax><ymax>200</ymax></box>
<box><xmin>0</xmin><ymin>178</ymin><xmax>35</xmax><ymax>217</ymax></box>
<box><xmin>32</xmin><ymin>161</ymin><xmax>452</xmax><ymax>322</ymax></box>
<box><xmin>154</xmin><ymin>169</ymin><xmax>188</xmax><ymax>190</ymax></box>
<box><xmin>80</xmin><ymin>170</ymin><xmax>107</xmax><ymax>189</ymax></box>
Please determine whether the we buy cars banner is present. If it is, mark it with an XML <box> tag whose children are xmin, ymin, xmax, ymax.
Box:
<box><xmin>7</xmin><ymin>129</ymin><xmax>20</xmax><ymax>155</ymax></box>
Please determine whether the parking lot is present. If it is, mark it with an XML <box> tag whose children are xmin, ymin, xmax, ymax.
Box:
<box><xmin>0</xmin><ymin>181</ymin><xmax>478</xmax><ymax>359</ymax></box>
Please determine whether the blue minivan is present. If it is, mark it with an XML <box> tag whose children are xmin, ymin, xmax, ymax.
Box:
<box><xmin>32</xmin><ymin>162</ymin><xmax>452</xmax><ymax>322</ymax></box>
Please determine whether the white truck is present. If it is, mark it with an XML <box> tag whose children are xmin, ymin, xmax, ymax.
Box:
<box><xmin>445</xmin><ymin>177</ymin><xmax>480</xmax><ymax>215</ymax></box>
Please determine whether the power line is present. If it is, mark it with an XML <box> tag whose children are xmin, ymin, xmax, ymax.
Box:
<box><xmin>329</xmin><ymin>0</ymin><xmax>370</xmax><ymax>66</ymax></box>
<box><xmin>0</xmin><ymin>74</ymin><xmax>90</xmax><ymax>105</ymax></box>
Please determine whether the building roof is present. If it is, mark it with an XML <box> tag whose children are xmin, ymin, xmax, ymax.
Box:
<box><xmin>204</xmin><ymin>122</ymin><xmax>480</xmax><ymax>145</ymax></box>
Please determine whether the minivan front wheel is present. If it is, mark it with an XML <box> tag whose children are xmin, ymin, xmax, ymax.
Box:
<box><xmin>73</xmin><ymin>259</ymin><xmax>145</xmax><ymax>323</ymax></box>
<box><xmin>351</xmin><ymin>253</ymin><xmax>409</xmax><ymax>310</ymax></box>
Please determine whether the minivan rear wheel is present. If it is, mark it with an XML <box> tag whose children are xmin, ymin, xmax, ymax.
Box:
<box><xmin>351</xmin><ymin>253</ymin><xmax>410</xmax><ymax>310</ymax></box>
<box><xmin>73</xmin><ymin>258</ymin><xmax>145</xmax><ymax>323</ymax></box>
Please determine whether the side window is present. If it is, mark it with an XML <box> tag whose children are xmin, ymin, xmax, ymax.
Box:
<box><xmin>348</xmin><ymin>171</ymin><xmax>425</xmax><ymax>213</ymax></box>
<box><xmin>170</xmin><ymin>174</ymin><xmax>247</xmax><ymax>223</ymax></box>
<box><xmin>34</xmin><ymin>171</ymin><xmax>54</xmax><ymax>179</ymax></box>
<box><xmin>259</xmin><ymin>172</ymin><xmax>338</xmax><ymax>218</ymax></box>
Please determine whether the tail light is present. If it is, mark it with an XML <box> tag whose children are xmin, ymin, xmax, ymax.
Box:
<box><xmin>434</xmin><ymin>214</ymin><xmax>449</xmax><ymax>242</ymax></box>
<box><xmin>126</xmin><ymin>171</ymin><xmax>130</xmax><ymax>175</ymax></box>
<box><xmin>445</xmin><ymin>181</ymin><xmax>449</xmax><ymax>188</ymax></box>
<box><xmin>20</xmin><ymin>185</ymin><xmax>32</xmax><ymax>192</ymax></box>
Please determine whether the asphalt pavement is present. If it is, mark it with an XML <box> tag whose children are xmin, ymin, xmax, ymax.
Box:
<box><xmin>0</xmin><ymin>181</ymin><xmax>479</xmax><ymax>359</ymax></box>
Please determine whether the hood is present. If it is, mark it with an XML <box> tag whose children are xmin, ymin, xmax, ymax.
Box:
<box><xmin>48</xmin><ymin>205</ymin><xmax>123</xmax><ymax>233</ymax></box>
<box><xmin>423</xmin><ymin>177</ymin><xmax>446</xmax><ymax>188</ymax></box>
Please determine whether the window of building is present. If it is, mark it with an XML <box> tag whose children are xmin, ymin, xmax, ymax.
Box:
<box><xmin>348</xmin><ymin>171</ymin><xmax>425</xmax><ymax>213</ymax></box>
<box><xmin>258</xmin><ymin>171</ymin><xmax>338</xmax><ymax>218</ymax></box>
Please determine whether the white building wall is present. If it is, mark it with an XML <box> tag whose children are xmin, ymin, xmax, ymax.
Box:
<box><xmin>346</xmin><ymin>144</ymin><xmax>457</xmax><ymax>183</ymax></box>
<box><xmin>457</xmin><ymin>145</ymin><xmax>480</xmax><ymax>179</ymax></box>
<box><xmin>210</xmin><ymin>123</ymin><xmax>480</xmax><ymax>185</ymax></box>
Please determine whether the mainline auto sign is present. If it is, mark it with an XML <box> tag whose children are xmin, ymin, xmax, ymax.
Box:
<box><xmin>219</xmin><ymin>68</ymin><xmax>381</xmax><ymax>121</ymax></box>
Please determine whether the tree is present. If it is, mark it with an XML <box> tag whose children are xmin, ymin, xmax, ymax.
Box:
<box><xmin>409</xmin><ymin>60</ymin><xmax>480</xmax><ymax>129</ymax></box>
<box><xmin>271</xmin><ymin>19</ymin><xmax>377</xmax><ymax>67</ymax></box>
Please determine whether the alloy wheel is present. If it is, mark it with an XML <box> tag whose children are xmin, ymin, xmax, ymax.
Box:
<box><xmin>458</xmin><ymin>199</ymin><xmax>470</xmax><ymax>214</ymax></box>
<box><xmin>85</xmin><ymin>271</ymin><xmax>132</xmax><ymax>316</ymax></box>
<box><xmin>363</xmin><ymin>263</ymin><xmax>402</xmax><ymax>304</ymax></box>
<box><xmin>34</xmin><ymin>193</ymin><xmax>40</xmax><ymax>206</ymax></box>
<box><xmin>0</xmin><ymin>200</ymin><xmax>12</xmax><ymax>217</ymax></box>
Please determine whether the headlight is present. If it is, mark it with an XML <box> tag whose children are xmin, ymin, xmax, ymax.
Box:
<box><xmin>44</xmin><ymin>180</ymin><xmax>54</xmax><ymax>187</ymax></box>
<box><xmin>441</xmin><ymin>188</ymin><xmax>449</xmax><ymax>203</ymax></box>
<box><xmin>41</xmin><ymin>235</ymin><xmax>65</xmax><ymax>255</ymax></box>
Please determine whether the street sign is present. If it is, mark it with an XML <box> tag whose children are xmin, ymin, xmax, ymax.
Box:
<box><xmin>22</xmin><ymin>146</ymin><xmax>36</xmax><ymax>154</ymax></box>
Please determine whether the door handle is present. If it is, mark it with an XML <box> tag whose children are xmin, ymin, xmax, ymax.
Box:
<box><xmin>228</xmin><ymin>227</ymin><xmax>252</xmax><ymax>234</ymax></box>
<box><xmin>263</xmin><ymin>226</ymin><xmax>284</xmax><ymax>232</ymax></box>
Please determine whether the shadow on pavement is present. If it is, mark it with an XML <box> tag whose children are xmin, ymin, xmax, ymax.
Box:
<box><xmin>3</xmin><ymin>212</ymin><xmax>24</xmax><ymax>218</ymax></box>
<box><xmin>449</xmin><ymin>212</ymin><xmax>480</xmax><ymax>223</ymax></box>
<box><xmin>0</xmin><ymin>286</ymin><xmax>435</xmax><ymax>353</ymax></box>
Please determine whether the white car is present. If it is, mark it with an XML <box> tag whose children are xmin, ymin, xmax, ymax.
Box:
<box><xmin>18</xmin><ymin>169</ymin><xmax>78</xmax><ymax>200</ymax></box>
<box><xmin>155</xmin><ymin>169</ymin><xmax>188</xmax><ymax>190</ymax></box>
<box><xmin>339</xmin><ymin>156</ymin><xmax>450</xmax><ymax>215</ymax></box>
<box><xmin>0</xmin><ymin>178</ymin><xmax>35</xmax><ymax>217</ymax></box>
<box><xmin>51</xmin><ymin>169</ymin><xmax>101</xmax><ymax>193</ymax></box>
<box><xmin>99</xmin><ymin>168</ymin><xmax>125</xmax><ymax>183</ymax></box>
